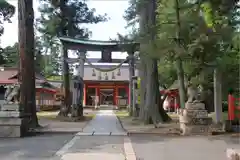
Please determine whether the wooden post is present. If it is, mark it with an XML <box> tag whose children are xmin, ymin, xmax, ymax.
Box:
<box><xmin>83</xmin><ymin>84</ymin><xmax>86</xmax><ymax>106</ymax></box>
<box><xmin>126</xmin><ymin>86</ymin><xmax>130</xmax><ymax>105</ymax></box>
<box><xmin>175</xmin><ymin>0</ymin><xmax>186</xmax><ymax>109</ymax></box>
<box><xmin>132</xmin><ymin>76</ymin><xmax>138</xmax><ymax>117</ymax></box>
<box><xmin>115</xmin><ymin>86</ymin><xmax>118</xmax><ymax>106</ymax></box>
<box><xmin>60</xmin><ymin>0</ymin><xmax>71</xmax><ymax>112</ymax></box>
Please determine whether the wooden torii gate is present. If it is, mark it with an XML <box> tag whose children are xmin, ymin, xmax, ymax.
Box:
<box><xmin>59</xmin><ymin>36</ymin><xmax>139</xmax><ymax>115</ymax></box>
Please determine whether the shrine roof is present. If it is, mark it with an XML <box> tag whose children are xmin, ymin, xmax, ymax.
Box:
<box><xmin>59</xmin><ymin>36</ymin><xmax>138</xmax><ymax>46</ymax></box>
<box><xmin>0</xmin><ymin>67</ymin><xmax>55</xmax><ymax>88</ymax></box>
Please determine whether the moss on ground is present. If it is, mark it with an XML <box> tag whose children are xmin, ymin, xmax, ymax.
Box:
<box><xmin>37</xmin><ymin>110</ymin><xmax>96</xmax><ymax>121</ymax></box>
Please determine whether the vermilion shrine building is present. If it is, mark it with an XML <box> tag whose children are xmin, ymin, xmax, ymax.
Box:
<box><xmin>82</xmin><ymin>63</ymin><xmax>133</xmax><ymax>106</ymax></box>
<box><xmin>59</xmin><ymin>37</ymin><xmax>139</xmax><ymax>107</ymax></box>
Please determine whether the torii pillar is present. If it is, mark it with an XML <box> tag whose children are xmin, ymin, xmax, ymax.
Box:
<box><xmin>70</xmin><ymin>51</ymin><xmax>86</xmax><ymax>117</ymax></box>
<box><xmin>76</xmin><ymin>52</ymin><xmax>86</xmax><ymax>106</ymax></box>
<box><xmin>128</xmin><ymin>52</ymin><xmax>135</xmax><ymax>116</ymax></box>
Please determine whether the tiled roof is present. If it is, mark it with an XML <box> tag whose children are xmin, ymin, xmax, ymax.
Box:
<box><xmin>0</xmin><ymin>69</ymin><xmax>18</xmax><ymax>84</ymax></box>
<box><xmin>0</xmin><ymin>68</ymin><xmax>47</xmax><ymax>84</ymax></box>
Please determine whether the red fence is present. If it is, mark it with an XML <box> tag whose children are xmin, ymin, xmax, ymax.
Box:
<box><xmin>228</xmin><ymin>94</ymin><xmax>240</xmax><ymax>121</ymax></box>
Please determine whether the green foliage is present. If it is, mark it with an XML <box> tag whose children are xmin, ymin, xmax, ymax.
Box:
<box><xmin>123</xmin><ymin>0</ymin><xmax>239</xmax><ymax>98</ymax></box>
<box><xmin>47</xmin><ymin>75</ymin><xmax>62</xmax><ymax>81</ymax></box>
<box><xmin>154</xmin><ymin>0</ymin><xmax>239</xmax><ymax>81</ymax></box>
<box><xmin>37</xmin><ymin>0</ymin><xmax>107</xmax><ymax>38</ymax></box>
<box><xmin>1</xmin><ymin>41</ymin><xmax>48</xmax><ymax>74</ymax></box>
<box><xmin>200</xmin><ymin>0</ymin><xmax>240</xmax><ymax>96</ymax></box>
<box><xmin>1</xmin><ymin>43</ymin><xmax>18</xmax><ymax>67</ymax></box>
<box><xmin>37</xmin><ymin>0</ymin><xmax>108</xmax><ymax>76</ymax></box>
<box><xmin>0</xmin><ymin>0</ymin><xmax>15</xmax><ymax>36</ymax></box>
<box><xmin>0</xmin><ymin>0</ymin><xmax>15</xmax><ymax>64</ymax></box>
<box><xmin>158</xmin><ymin>58</ymin><xmax>178</xmax><ymax>88</ymax></box>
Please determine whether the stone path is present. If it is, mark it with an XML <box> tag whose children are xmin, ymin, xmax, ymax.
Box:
<box><xmin>56</xmin><ymin>110</ymin><xmax>135</xmax><ymax>160</ymax></box>
<box><xmin>77</xmin><ymin>110</ymin><xmax>127</xmax><ymax>136</ymax></box>
<box><xmin>1</xmin><ymin>110</ymin><xmax>239</xmax><ymax>160</ymax></box>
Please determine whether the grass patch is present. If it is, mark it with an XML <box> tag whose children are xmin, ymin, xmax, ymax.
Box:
<box><xmin>37</xmin><ymin>111</ymin><xmax>59</xmax><ymax>120</ymax></box>
<box><xmin>209</xmin><ymin>111</ymin><xmax>229</xmax><ymax>121</ymax></box>
<box><xmin>114</xmin><ymin>110</ymin><xmax>129</xmax><ymax>117</ymax></box>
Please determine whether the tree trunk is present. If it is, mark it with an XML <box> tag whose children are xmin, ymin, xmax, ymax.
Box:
<box><xmin>138</xmin><ymin>0</ymin><xmax>147</xmax><ymax>121</ymax></box>
<box><xmin>139</xmin><ymin>0</ymin><xmax>171</xmax><ymax>124</ymax></box>
<box><xmin>144</xmin><ymin>58</ymin><xmax>171</xmax><ymax>125</ymax></box>
<box><xmin>175</xmin><ymin>0</ymin><xmax>186</xmax><ymax>108</ymax></box>
<box><xmin>58</xmin><ymin>0</ymin><xmax>71</xmax><ymax>117</ymax></box>
<box><xmin>155</xmin><ymin>71</ymin><xmax>172</xmax><ymax>122</ymax></box>
<box><xmin>139</xmin><ymin>57</ymin><xmax>147</xmax><ymax>120</ymax></box>
<box><xmin>214</xmin><ymin>68</ymin><xmax>223</xmax><ymax>123</ymax></box>
<box><xmin>18</xmin><ymin>0</ymin><xmax>39</xmax><ymax>128</ymax></box>
<box><xmin>128</xmin><ymin>53</ymin><xmax>135</xmax><ymax>116</ymax></box>
<box><xmin>175</xmin><ymin>57</ymin><xmax>186</xmax><ymax>108</ymax></box>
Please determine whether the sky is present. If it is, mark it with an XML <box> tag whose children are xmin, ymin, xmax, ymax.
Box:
<box><xmin>1</xmin><ymin>0</ymin><xmax>130</xmax><ymax>59</ymax></box>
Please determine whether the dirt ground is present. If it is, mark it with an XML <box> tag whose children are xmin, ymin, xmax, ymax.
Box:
<box><xmin>117</xmin><ymin>113</ymin><xmax>238</xmax><ymax>136</ymax></box>
<box><xmin>36</xmin><ymin>109</ymin><xmax>97</xmax><ymax>133</ymax></box>
<box><xmin>118</xmin><ymin>116</ymin><xmax>181</xmax><ymax>135</ymax></box>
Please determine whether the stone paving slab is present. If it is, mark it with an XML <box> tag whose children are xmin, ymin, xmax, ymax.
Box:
<box><xmin>82</xmin><ymin>110</ymin><xmax>126</xmax><ymax>134</ymax></box>
<box><xmin>0</xmin><ymin>134</ymin><xmax>74</xmax><ymax>160</ymax></box>
<box><xmin>93</xmin><ymin>132</ymin><xmax>111</xmax><ymax>136</ymax></box>
<box><xmin>111</xmin><ymin>132</ymin><xmax>128</xmax><ymax>136</ymax></box>
<box><xmin>55</xmin><ymin>110</ymin><xmax>128</xmax><ymax>159</ymax></box>
<box><xmin>76</xmin><ymin>132</ymin><xmax>94</xmax><ymax>136</ymax></box>
<box><xmin>76</xmin><ymin>132</ymin><xmax>127</xmax><ymax>136</ymax></box>
<box><xmin>131</xmin><ymin>135</ymin><xmax>240</xmax><ymax>160</ymax></box>
<box><xmin>61</xmin><ymin>153</ymin><xmax>125</xmax><ymax>160</ymax></box>
<box><xmin>58</xmin><ymin>136</ymin><xmax>126</xmax><ymax>159</ymax></box>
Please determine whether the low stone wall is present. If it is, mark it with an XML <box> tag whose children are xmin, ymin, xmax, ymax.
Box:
<box><xmin>226</xmin><ymin>149</ymin><xmax>240</xmax><ymax>160</ymax></box>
